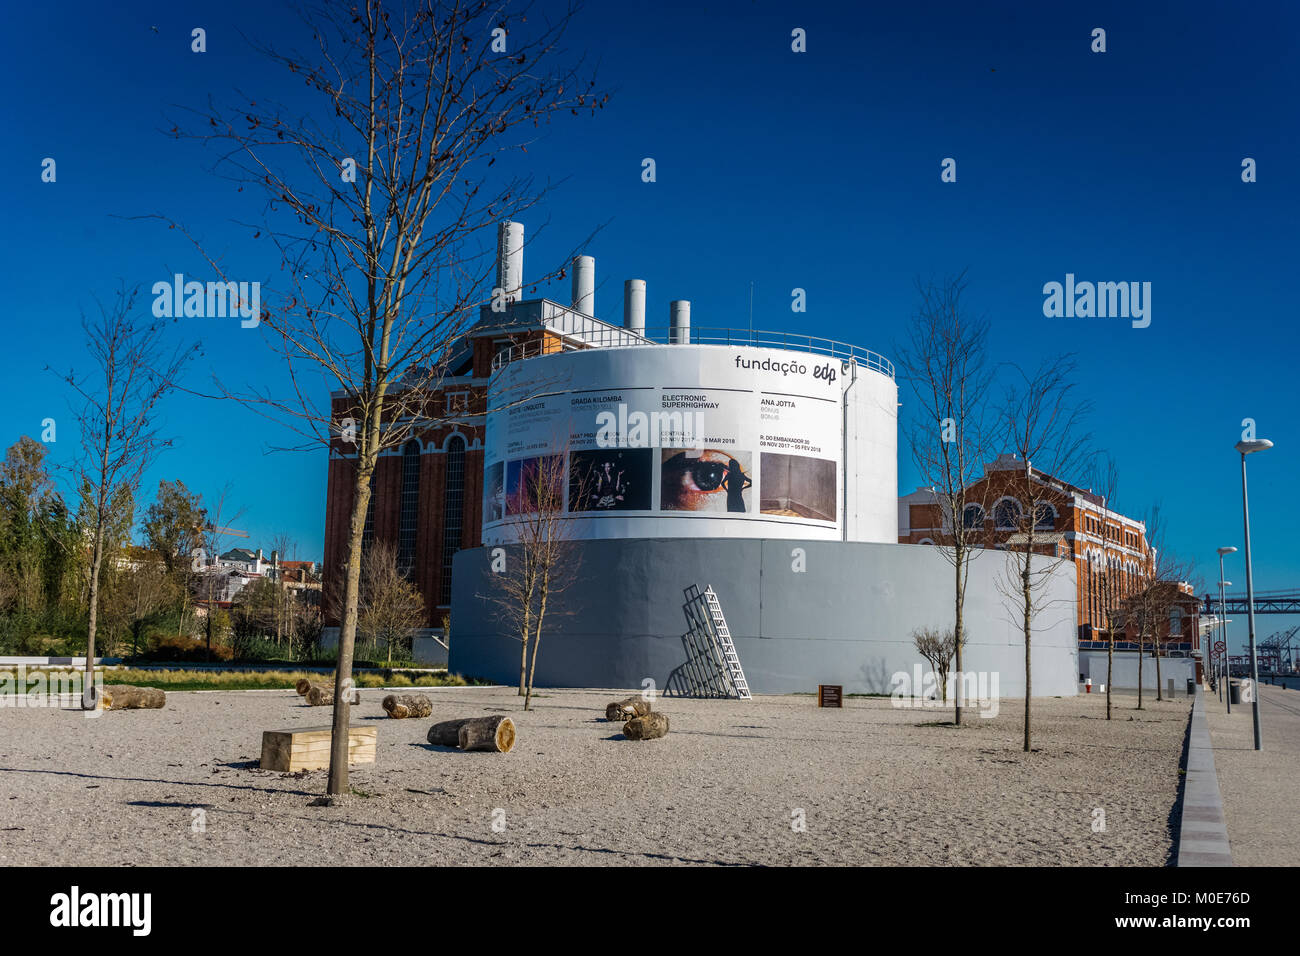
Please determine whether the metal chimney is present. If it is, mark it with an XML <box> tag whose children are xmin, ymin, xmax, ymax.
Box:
<box><xmin>496</xmin><ymin>220</ymin><xmax>524</xmax><ymax>304</ymax></box>
<box><xmin>669</xmin><ymin>300</ymin><xmax>691</xmax><ymax>344</ymax></box>
<box><xmin>571</xmin><ymin>255</ymin><xmax>595</xmax><ymax>315</ymax></box>
<box><xmin>623</xmin><ymin>279</ymin><xmax>646</xmax><ymax>335</ymax></box>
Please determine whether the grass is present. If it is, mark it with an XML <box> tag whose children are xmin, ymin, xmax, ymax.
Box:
<box><xmin>22</xmin><ymin>667</ymin><xmax>478</xmax><ymax>693</ymax></box>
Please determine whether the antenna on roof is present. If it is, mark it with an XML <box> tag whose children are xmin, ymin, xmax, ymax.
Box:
<box><xmin>748</xmin><ymin>281</ymin><xmax>754</xmax><ymax>336</ymax></box>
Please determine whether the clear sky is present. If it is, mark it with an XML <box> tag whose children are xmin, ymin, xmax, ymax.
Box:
<box><xmin>2</xmin><ymin>1</ymin><xmax>1297</xmax><ymax>655</ymax></box>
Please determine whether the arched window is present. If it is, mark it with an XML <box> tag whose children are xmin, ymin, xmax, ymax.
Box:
<box><xmin>962</xmin><ymin>504</ymin><xmax>984</xmax><ymax>529</ymax></box>
<box><xmin>438</xmin><ymin>436</ymin><xmax>467</xmax><ymax>606</ymax></box>
<box><xmin>397</xmin><ymin>440</ymin><xmax>421</xmax><ymax>576</ymax></box>
<box><xmin>917</xmin><ymin>538</ymin><xmax>935</xmax><ymax>546</ymax></box>
<box><xmin>994</xmin><ymin>498</ymin><xmax>1022</xmax><ymax>530</ymax></box>
<box><xmin>1034</xmin><ymin>503</ymin><xmax>1055</xmax><ymax>530</ymax></box>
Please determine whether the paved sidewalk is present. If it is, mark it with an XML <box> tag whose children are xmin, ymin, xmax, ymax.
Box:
<box><xmin>1203</xmin><ymin>683</ymin><xmax>1300</xmax><ymax>866</ymax></box>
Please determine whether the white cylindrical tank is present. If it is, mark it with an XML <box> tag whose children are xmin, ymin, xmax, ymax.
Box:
<box><xmin>482</xmin><ymin>343</ymin><xmax>897</xmax><ymax>544</ymax></box>
<box><xmin>669</xmin><ymin>300</ymin><xmax>690</xmax><ymax>344</ymax></box>
<box><xmin>571</xmin><ymin>255</ymin><xmax>595</xmax><ymax>315</ymax></box>
<box><xmin>496</xmin><ymin>220</ymin><xmax>524</xmax><ymax>303</ymax></box>
<box><xmin>623</xmin><ymin>279</ymin><xmax>646</xmax><ymax>335</ymax></box>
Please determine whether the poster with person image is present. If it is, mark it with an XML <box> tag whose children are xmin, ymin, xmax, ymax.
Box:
<box><xmin>660</xmin><ymin>449</ymin><xmax>753</xmax><ymax>513</ymax></box>
<box><xmin>483</xmin><ymin>462</ymin><xmax>504</xmax><ymax>523</ymax></box>
<box><xmin>569</xmin><ymin>448</ymin><xmax>652</xmax><ymax>512</ymax></box>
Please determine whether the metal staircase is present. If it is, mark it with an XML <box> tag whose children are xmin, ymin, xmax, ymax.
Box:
<box><xmin>665</xmin><ymin>584</ymin><xmax>751</xmax><ymax>700</ymax></box>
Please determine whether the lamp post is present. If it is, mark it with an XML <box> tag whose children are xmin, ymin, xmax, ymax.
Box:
<box><xmin>1217</xmin><ymin>545</ymin><xmax>1235</xmax><ymax>711</ymax></box>
<box><xmin>1235</xmin><ymin>438</ymin><xmax>1272</xmax><ymax>751</ymax></box>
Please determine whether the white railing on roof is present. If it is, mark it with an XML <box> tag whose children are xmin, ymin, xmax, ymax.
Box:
<box><xmin>490</xmin><ymin>321</ymin><xmax>895</xmax><ymax>379</ymax></box>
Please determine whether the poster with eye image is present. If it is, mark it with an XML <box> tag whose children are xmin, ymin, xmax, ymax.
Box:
<box><xmin>570</xmin><ymin>448</ymin><xmax>652</xmax><ymax>512</ymax></box>
<box><xmin>759</xmin><ymin>452</ymin><xmax>837</xmax><ymax>522</ymax></box>
<box><xmin>483</xmin><ymin>462</ymin><xmax>504</xmax><ymax>523</ymax></box>
<box><xmin>660</xmin><ymin>449</ymin><xmax>753</xmax><ymax>513</ymax></box>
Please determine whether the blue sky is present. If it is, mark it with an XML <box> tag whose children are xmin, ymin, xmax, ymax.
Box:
<box><xmin>2</xmin><ymin>1</ymin><xmax>1297</xmax><ymax>654</ymax></box>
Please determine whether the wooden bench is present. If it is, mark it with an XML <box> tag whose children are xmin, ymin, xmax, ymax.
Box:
<box><xmin>260</xmin><ymin>725</ymin><xmax>377</xmax><ymax>772</ymax></box>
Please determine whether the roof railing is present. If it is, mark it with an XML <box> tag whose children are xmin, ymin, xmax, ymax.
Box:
<box><xmin>490</xmin><ymin>324</ymin><xmax>895</xmax><ymax>379</ymax></box>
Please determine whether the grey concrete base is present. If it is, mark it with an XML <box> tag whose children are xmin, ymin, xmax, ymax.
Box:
<box><xmin>1177</xmin><ymin>686</ymin><xmax>1233</xmax><ymax>867</ymax></box>
<box><xmin>450</xmin><ymin>537</ymin><xmax>1080</xmax><ymax>696</ymax></box>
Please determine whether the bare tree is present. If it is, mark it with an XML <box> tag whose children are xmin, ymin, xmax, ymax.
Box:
<box><xmin>54</xmin><ymin>288</ymin><xmax>193</xmax><ymax>707</ymax></box>
<box><xmin>1127</xmin><ymin>504</ymin><xmax>1193</xmax><ymax>707</ymax></box>
<box><xmin>162</xmin><ymin>0</ymin><xmax>604</xmax><ymax>795</ymax></box>
<box><xmin>489</xmin><ymin>448</ymin><xmax>583</xmax><ymax>711</ymax></box>
<box><xmin>357</xmin><ymin>540</ymin><xmax>426</xmax><ymax>663</ymax></box>
<box><xmin>197</xmin><ymin>485</ymin><xmax>247</xmax><ymax>661</ymax></box>
<box><xmin>896</xmin><ymin>273</ymin><xmax>998</xmax><ymax>725</ymax></box>
<box><xmin>911</xmin><ymin>626</ymin><xmax>960</xmax><ymax>702</ymax></box>
<box><xmin>1090</xmin><ymin>455</ymin><xmax>1123</xmax><ymax>721</ymax></box>
<box><xmin>996</xmin><ymin>357</ymin><xmax>1091</xmax><ymax>751</ymax></box>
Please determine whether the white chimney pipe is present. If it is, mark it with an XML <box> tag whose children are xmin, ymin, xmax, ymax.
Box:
<box><xmin>670</xmin><ymin>300</ymin><xmax>691</xmax><ymax>344</ymax></box>
<box><xmin>496</xmin><ymin>220</ymin><xmax>524</xmax><ymax>304</ymax></box>
<box><xmin>623</xmin><ymin>279</ymin><xmax>646</xmax><ymax>335</ymax></box>
<box><xmin>571</xmin><ymin>255</ymin><xmax>595</xmax><ymax>315</ymax></box>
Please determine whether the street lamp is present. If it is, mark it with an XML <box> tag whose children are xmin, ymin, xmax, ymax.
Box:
<box><xmin>1216</xmin><ymin>545</ymin><xmax>1235</xmax><ymax>710</ymax></box>
<box><xmin>1235</xmin><ymin>438</ymin><xmax>1272</xmax><ymax>751</ymax></box>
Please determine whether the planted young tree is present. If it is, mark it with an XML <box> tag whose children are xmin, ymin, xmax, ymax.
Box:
<box><xmin>166</xmin><ymin>0</ymin><xmax>604</xmax><ymax>795</ymax></box>
<box><xmin>490</xmin><ymin>450</ymin><xmax>582</xmax><ymax>711</ymax></box>
<box><xmin>911</xmin><ymin>626</ymin><xmax>959</xmax><ymax>703</ymax></box>
<box><xmin>1091</xmin><ymin>455</ymin><xmax>1122</xmax><ymax>721</ymax></box>
<box><xmin>1128</xmin><ymin>504</ymin><xmax>1193</xmax><ymax>707</ymax></box>
<box><xmin>896</xmin><ymin>273</ymin><xmax>998</xmax><ymax>726</ymax></box>
<box><xmin>54</xmin><ymin>288</ymin><xmax>194</xmax><ymax>707</ymax></box>
<box><xmin>997</xmin><ymin>357</ymin><xmax>1091</xmax><ymax>751</ymax></box>
<box><xmin>357</xmin><ymin>540</ymin><xmax>426</xmax><ymax>664</ymax></box>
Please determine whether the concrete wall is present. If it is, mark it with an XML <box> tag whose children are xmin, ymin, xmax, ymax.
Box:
<box><xmin>319</xmin><ymin>628</ymin><xmax>449</xmax><ymax>667</ymax></box>
<box><xmin>1079</xmin><ymin>651</ymin><xmax>1197</xmax><ymax>691</ymax></box>
<box><xmin>450</xmin><ymin>539</ymin><xmax>1079</xmax><ymax>696</ymax></box>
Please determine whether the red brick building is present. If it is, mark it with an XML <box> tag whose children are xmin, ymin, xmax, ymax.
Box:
<box><xmin>898</xmin><ymin>453</ymin><xmax>1200</xmax><ymax>664</ymax></box>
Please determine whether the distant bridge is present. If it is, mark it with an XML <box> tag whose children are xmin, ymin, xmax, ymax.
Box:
<box><xmin>1201</xmin><ymin>589</ymin><xmax>1300</xmax><ymax>615</ymax></box>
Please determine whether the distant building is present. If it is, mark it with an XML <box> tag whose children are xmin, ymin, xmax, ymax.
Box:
<box><xmin>898</xmin><ymin>453</ymin><xmax>1201</xmax><ymax>676</ymax></box>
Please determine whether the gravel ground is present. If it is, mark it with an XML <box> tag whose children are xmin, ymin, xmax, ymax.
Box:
<box><xmin>0</xmin><ymin>685</ymin><xmax>1189</xmax><ymax>866</ymax></box>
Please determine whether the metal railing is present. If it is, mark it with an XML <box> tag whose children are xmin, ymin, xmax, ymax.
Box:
<box><xmin>490</xmin><ymin>323</ymin><xmax>895</xmax><ymax>379</ymax></box>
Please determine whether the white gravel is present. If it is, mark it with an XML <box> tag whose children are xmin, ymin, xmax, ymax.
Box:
<box><xmin>0</xmin><ymin>685</ymin><xmax>1189</xmax><ymax>866</ymax></box>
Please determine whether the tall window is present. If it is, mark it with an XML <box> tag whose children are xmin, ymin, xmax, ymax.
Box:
<box><xmin>994</xmin><ymin>498</ymin><xmax>1022</xmax><ymax>530</ymax></box>
<box><xmin>397</xmin><ymin>440</ymin><xmax>421</xmax><ymax>576</ymax></box>
<box><xmin>1034</xmin><ymin>503</ymin><xmax>1055</xmax><ymax>530</ymax></box>
<box><xmin>439</xmin><ymin>436</ymin><xmax>466</xmax><ymax>606</ymax></box>
<box><xmin>360</xmin><ymin>471</ymin><xmax>376</xmax><ymax>554</ymax></box>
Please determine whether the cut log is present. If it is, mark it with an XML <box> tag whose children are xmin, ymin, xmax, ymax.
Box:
<box><xmin>103</xmin><ymin>685</ymin><xmax>165</xmax><ymax>710</ymax></box>
<box><xmin>427</xmin><ymin>718</ymin><xmax>472</xmax><ymax>747</ymax></box>
<box><xmin>624</xmin><ymin>712</ymin><xmax>669</xmax><ymax>740</ymax></box>
<box><xmin>304</xmin><ymin>682</ymin><xmax>334</xmax><ymax>706</ymax></box>
<box><xmin>294</xmin><ymin>678</ymin><xmax>313</xmax><ymax>696</ymax></box>
<box><xmin>382</xmin><ymin>693</ymin><xmax>432</xmax><ymax>719</ymax></box>
<box><xmin>458</xmin><ymin>715</ymin><xmax>516</xmax><ymax>753</ymax></box>
<box><xmin>605</xmin><ymin>697</ymin><xmax>651</xmax><ymax>721</ymax></box>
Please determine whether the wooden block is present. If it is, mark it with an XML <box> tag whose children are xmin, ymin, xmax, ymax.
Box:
<box><xmin>260</xmin><ymin>725</ymin><xmax>377</xmax><ymax>772</ymax></box>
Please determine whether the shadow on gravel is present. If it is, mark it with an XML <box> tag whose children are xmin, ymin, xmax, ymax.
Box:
<box><xmin>0</xmin><ymin>766</ymin><xmax>317</xmax><ymax>798</ymax></box>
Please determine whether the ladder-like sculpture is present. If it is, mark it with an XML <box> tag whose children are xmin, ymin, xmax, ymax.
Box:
<box><xmin>666</xmin><ymin>584</ymin><xmax>752</xmax><ymax>700</ymax></box>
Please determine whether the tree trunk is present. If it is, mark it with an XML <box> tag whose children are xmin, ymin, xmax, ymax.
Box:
<box><xmin>328</xmin><ymin>448</ymin><xmax>374</xmax><ymax>796</ymax></box>
<box><xmin>1137</xmin><ymin>632</ymin><xmax>1145</xmax><ymax>710</ymax></box>
<box><xmin>382</xmin><ymin>693</ymin><xmax>432</xmax><ymax>719</ymax></box>
<box><xmin>524</xmin><ymin>573</ymin><xmax>549</xmax><ymax>712</ymax></box>
<box><xmin>103</xmin><ymin>684</ymin><xmax>165</xmax><ymax>709</ymax></box>
<box><xmin>1106</xmin><ymin>636</ymin><xmax>1114</xmax><ymax>720</ymax></box>
<box><xmin>457</xmin><ymin>715</ymin><xmax>516</xmax><ymax>752</ymax></box>
<box><xmin>1022</xmin><ymin>557</ymin><xmax>1033</xmax><ymax>753</ymax></box>
<box><xmin>1154</xmin><ymin>631</ymin><xmax>1163</xmax><ymax>701</ymax></box>
<box><xmin>83</xmin><ymin>527</ymin><xmax>105</xmax><ymax>710</ymax></box>
<box><xmin>953</xmin><ymin>557</ymin><xmax>963</xmax><ymax>726</ymax></box>
<box><xmin>624</xmin><ymin>712</ymin><xmax>669</xmax><ymax>740</ymax></box>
